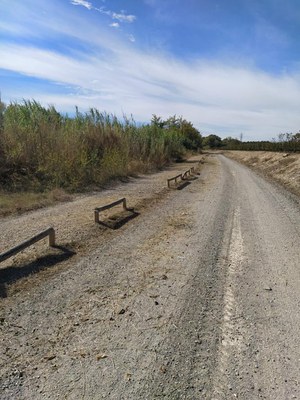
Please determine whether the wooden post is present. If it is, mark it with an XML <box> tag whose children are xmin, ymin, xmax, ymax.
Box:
<box><xmin>48</xmin><ymin>227</ymin><xmax>56</xmax><ymax>247</ymax></box>
<box><xmin>94</xmin><ymin>209</ymin><xmax>100</xmax><ymax>223</ymax></box>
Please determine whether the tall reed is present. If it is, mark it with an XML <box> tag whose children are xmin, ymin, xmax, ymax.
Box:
<box><xmin>0</xmin><ymin>100</ymin><xmax>202</xmax><ymax>191</ymax></box>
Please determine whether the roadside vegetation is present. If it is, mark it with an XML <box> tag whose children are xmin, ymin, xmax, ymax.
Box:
<box><xmin>202</xmin><ymin>133</ymin><xmax>300</xmax><ymax>152</ymax></box>
<box><xmin>0</xmin><ymin>99</ymin><xmax>202</xmax><ymax>214</ymax></box>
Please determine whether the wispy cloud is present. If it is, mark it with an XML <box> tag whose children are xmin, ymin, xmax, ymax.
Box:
<box><xmin>70</xmin><ymin>0</ymin><xmax>136</xmax><ymax>24</ymax></box>
<box><xmin>1</xmin><ymin>39</ymin><xmax>300</xmax><ymax>139</ymax></box>
<box><xmin>95</xmin><ymin>7</ymin><xmax>136</xmax><ymax>23</ymax></box>
<box><xmin>70</xmin><ymin>0</ymin><xmax>92</xmax><ymax>10</ymax></box>
<box><xmin>2</xmin><ymin>0</ymin><xmax>300</xmax><ymax>140</ymax></box>
<box><xmin>111</xmin><ymin>12</ymin><xmax>136</xmax><ymax>23</ymax></box>
<box><xmin>109</xmin><ymin>22</ymin><xmax>120</xmax><ymax>29</ymax></box>
<box><xmin>69</xmin><ymin>0</ymin><xmax>136</xmax><ymax>41</ymax></box>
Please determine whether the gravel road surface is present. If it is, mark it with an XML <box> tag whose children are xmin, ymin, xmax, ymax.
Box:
<box><xmin>1</xmin><ymin>155</ymin><xmax>300</xmax><ymax>399</ymax></box>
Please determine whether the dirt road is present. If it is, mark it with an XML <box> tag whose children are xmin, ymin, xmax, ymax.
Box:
<box><xmin>1</xmin><ymin>155</ymin><xmax>300</xmax><ymax>399</ymax></box>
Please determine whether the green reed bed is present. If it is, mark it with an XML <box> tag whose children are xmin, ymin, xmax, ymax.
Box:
<box><xmin>0</xmin><ymin>100</ymin><xmax>202</xmax><ymax>192</ymax></box>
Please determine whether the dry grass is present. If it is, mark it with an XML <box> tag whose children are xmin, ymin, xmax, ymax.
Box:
<box><xmin>0</xmin><ymin>101</ymin><xmax>203</xmax><ymax>215</ymax></box>
<box><xmin>0</xmin><ymin>101</ymin><xmax>203</xmax><ymax>192</ymax></box>
<box><xmin>0</xmin><ymin>188</ymin><xmax>72</xmax><ymax>217</ymax></box>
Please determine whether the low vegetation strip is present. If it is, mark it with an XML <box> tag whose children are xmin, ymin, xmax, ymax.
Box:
<box><xmin>202</xmin><ymin>133</ymin><xmax>300</xmax><ymax>152</ymax></box>
<box><xmin>223</xmin><ymin>150</ymin><xmax>300</xmax><ymax>197</ymax></box>
<box><xmin>0</xmin><ymin>189</ymin><xmax>72</xmax><ymax>217</ymax></box>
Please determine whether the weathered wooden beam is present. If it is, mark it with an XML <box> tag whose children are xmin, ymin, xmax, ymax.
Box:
<box><xmin>0</xmin><ymin>227</ymin><xmax>56</xmax><ymax>264</ymax></box>
<box><xmin>94</xmin><ymin>198</ymin><xmax>131</xmax><ymax>223</ymax></box>
<box><xmin>167</xmin><ymin>174</ymin><xmax>183</xmax><ymax>188</ymax></box>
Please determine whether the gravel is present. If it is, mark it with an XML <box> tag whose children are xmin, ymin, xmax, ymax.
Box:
<box><xmin>1</xmin><ymin>154</ymin><xmax>300</xmax><ymax>399</ymax></box>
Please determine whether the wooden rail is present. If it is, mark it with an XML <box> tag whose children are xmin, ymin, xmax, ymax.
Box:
<box><xmin>167</xmin><ymin>173</ymin><xmax>183</xmax><ymax>188</ymax></box>
<box><xmin>167</xmin><ymin>165</ymin><xmax>198</xmax><ymax>187</ymax></box>
<box><xmin>182</xmin><ymin>169</ymin><xmax>191</xmax><ymax>180</ymax></box>
<box><xmin>182</xmin><ymin>167</ymin><xmax>196</xmax><ymax>180</ymax></box>
<box><xmin>0</xmin><ymin>227</ymin><xmax>56</xmax><ymax>264</ymax></box>
<box><xmin>94</xmin><ymin>198</ymin><xmax>131</xmax><ymax>223</ymax></box>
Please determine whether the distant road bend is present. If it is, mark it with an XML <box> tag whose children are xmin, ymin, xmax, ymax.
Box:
<box><xmin>1</xmin><ymin>154</ymin><xmax>300</xmax><ymax>399</ymax></box>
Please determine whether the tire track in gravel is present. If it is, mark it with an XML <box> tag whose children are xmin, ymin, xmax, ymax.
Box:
<box><xmin>212</xmin><ymin>207</ymin><xmax>246</xmax><ymax>399</ymax></box>
<box><xmin>211</xmin><ymin>155</ymin><xmax>300</xmax><ymax>400</ymax></box>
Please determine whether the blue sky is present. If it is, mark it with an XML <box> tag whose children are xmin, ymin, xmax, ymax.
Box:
<box><xmin>1</xmin><ymin>0</ymin><xmax>300</xmax><ymax>140</ymax></box>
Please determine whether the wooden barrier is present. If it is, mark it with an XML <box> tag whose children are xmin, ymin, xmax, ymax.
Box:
<box><xmin>167</xmin><ymin>162</ymin><xmax>199</xmax><ymax>188</ymax></box>
<box><xmin>182</xmin><ymin>168</ymin><xmax>193</xmax><ymax>180</ymax></box>
<box><xmin>94</xmin><ymin>198</ymin><xmax>131</xmax><ymax>223</ymax></box>
<box><xmin>0</xmin><ymin>227</ymin><xmax>56</xmax><ymax>264</ymax></box>
<box><xmin>182</xmin><ymin>171</ymin><xmax>188</xmax><ymax>180</ymax></box>
<box><xmin>167</xmin><ymin>173</ymin><xmax>183</xmax><ymax>188</ymax></box>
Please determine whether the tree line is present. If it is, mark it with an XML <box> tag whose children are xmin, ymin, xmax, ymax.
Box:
<box><xmin>202</xmin><ymin>133</ymin><xmax>300</xmax><ymax>152</ymax></box>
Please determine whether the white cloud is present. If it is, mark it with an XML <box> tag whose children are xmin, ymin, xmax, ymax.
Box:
<box><xmin>109</xmin><ymin>22</ymin><xmax>120</xmax><ymax>28</ymax></box>
<box><xmin>2</xmin><ymin>41</ymin><xmax>300</xmax><ymax>140</ymax></box>
<box><xmin>70</xmin><ymin>1</ymin><xmax>136</xmax><ymax>24</ymax></box>
<box><xmin>112</xmin><ymin>12</ymin><xmax>136</xmax><ymax>23</ymax></box>
<box><xmin>96</xmin><ymin>7</ymin><xmax>136</xmax><ymax>23</ymax></box>
<box><xmin>70</xmin><ymin>0</ymin><xmax>93</xmax><ymax>10</ymax></box>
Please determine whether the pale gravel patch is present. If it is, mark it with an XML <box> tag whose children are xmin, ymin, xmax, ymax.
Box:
<box><xmin>0</xmin><ymin>156</ymin><xmax>204</xmax><ymax>277</ymax></box>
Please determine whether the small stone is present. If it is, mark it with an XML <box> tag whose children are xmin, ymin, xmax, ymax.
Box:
<box><xmin>44</xmin><ymin>354</ymin><xmax>56</xmax><ymax>361</ymax></box>
<box><xmin>160</xmin><ymin>365</ymin><xmax>167</xmax><ymax>374</ymax></box>
<box><xmin>96</xmin><ymin>354</ymin><xmax>108</xmax><ymax>361</ymax></box>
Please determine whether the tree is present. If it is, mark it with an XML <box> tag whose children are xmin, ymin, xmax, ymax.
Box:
<box><xmin>291</xmin><ymin>132</ymin><xmax>300</xmax><ymax>142</ymax></box>
<box><xmin>0</xmin><ymin>97</ymin><xmax>6</xmax><ymax>158</ymax></box>
<box><xmin>179</xmin><ymin>119</ymin><xmax>202</xmax><ymax>150</ymax></box>
<box><xmin>151</xmin><ymin>114</ymin><xmax>165</xmax><ymax>129</ymax></box>
<box><xmin>203</xmin><ymin>134</ymin><xmax>222</xmax><ymax>148</ymax></box>
<box><xmin>222</xmin><ymin>137</ymin><xmax>241</xmax><ymax>150</ymax></box>
<box><xmin>0</xmin><ymin>97</ymin><xmax>5</xmax><ymax>133</ymax></box>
